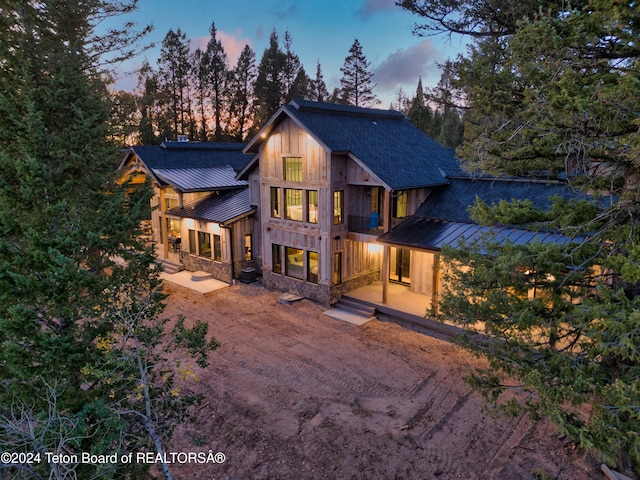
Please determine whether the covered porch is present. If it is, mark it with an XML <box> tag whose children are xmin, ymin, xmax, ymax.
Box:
<box><xmin>345</xmin><ymin>281</ymin><xmax>433</xmax><ymax>318</ymax></box>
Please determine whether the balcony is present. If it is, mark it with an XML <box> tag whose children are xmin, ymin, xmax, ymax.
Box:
<box><xmin>348</xmin><ymin>214</ymin><xmax>385</xmax><ymax>235</ymax></box>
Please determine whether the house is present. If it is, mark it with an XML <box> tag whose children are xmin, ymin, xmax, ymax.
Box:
<box><xmin>118</xmin><ymin>100</ymin><xmax>598</xmax><ymax>316</ymax></box>
<box><xmin>118</xmin><ymin>141</ymin><xmax>255</xmax><ymax>281</ymax></box>
<box><xmin>237</xmin><ymin>99</ymin><xmax>463</xmax><ymax>306</ymax></box>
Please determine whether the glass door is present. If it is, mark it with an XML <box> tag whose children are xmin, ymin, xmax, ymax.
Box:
<box><xmin>389</xmin><ymin>247</ymin><xmax>411</xmax><ymax>284</ymax></box>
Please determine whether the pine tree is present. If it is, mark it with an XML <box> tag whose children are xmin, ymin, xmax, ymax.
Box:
<box><xmin>311</xmin><ymin>60</ymin><xmax>330</xmax><ymax>103</ymax></box>
<box><xmin>158</xmin><ymin>28</ymin><xmax>191</xmax><ymax>139</ymax></box>
<box><xmin>228</xmin><ymin>44</ymin><xmax>257</xmax><ymax>141</ymax></box>
<box><xmin>402</xmin><ymin>0</ymin><xmax>640</xmax><ymax>472</ymax></box>
<box><xmin>339</xmin><ymin>38</ymin><xmax>379</xmax><ymax>107</ymax></box>
<box><xmin>205</xmin><ymin>22</ymin><xmax>229</xmax><ymax>140</ymax></box>
<box><xmin>191</xmin><ymin>47</ymin><xmax>211</xmax><ymax>141</ymax></box>
<box><xmin>0</xmin><ymin>3</ymin><xmax>218</xmax><ymax>478</ymax></box>
<box><xmin>254</xmin><ymin>30</ymin><xmax>287</xmax><ymax>127</ymax></box>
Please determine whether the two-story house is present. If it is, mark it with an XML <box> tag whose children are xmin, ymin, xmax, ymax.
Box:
<box><xmin>237</xmin><ymin>100</ymin><xmax>462</xmax><ymax>306</ymax></box>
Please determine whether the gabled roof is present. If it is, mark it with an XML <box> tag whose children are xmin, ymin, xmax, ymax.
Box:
<box><xmin>242</xmin><ymin>100</ymin><xmax>462</xmax><ymax>190</ymax></box>
<box><xmin>152</xmin><ymin>166</ymin><xmax>247</xmax><ymax>192</ymax></box>
<box><xmin>165</xmin><ymin>188</ymin><xmax>255</xmax><ymax>225</ymax></box>
<box><xmin>120</xmin><ymin>141</ymin><xmax>252</xmax><ymax>191</ymax></box>
<box><xmin>378</xmin><ymin>218</ymin><xmax>584</xmax><ymax>252</ymax></box>
<box><xmin>416</xmin><ymin>177</ymin><xmax>590</xmax><ymax>223</ymax></box>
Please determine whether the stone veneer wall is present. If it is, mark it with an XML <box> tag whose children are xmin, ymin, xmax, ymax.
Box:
<box><xmin>262</xmin><ymin>269</ymin><xmax>381</xmax><ymax>307</ymax></box>
<box><xmin>180</xmin><ymin>252</ymin><xmax>233</xmax><ymax>284</ymax></box>
<box><xmin>262</xmin><ymin>270</ymin><xmax>331</xmax><ymax>306</ymax></box>
<box><xmin>329</xmin><ymin>270</ymin><xmax>380</xmax><ymax>305</ymax></box>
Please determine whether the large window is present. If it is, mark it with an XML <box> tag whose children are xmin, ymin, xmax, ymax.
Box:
<box><xmin>285</xmin><ymin>188</ymin><xmax>303</xmax><ymax>221</ymax></box>
<box><xmin>334</xmin><ymin>190</ymin><xmax>344</xmax><ymax>224</ymax></box>
<box><xmin>285</xmin><ymin>246</ymin><xmax>305</xmax><ymax>280</ymax></box>
<box><xmin>270</xmin><ymin>187</ymin><xmax>281</xmax><ymax>218</ymax></box>
<box><xmin>272</xmin><ymin>244</ymin><xmax>282</xmax><ymax>274</ymax></box>
<box><xmin>198</xmin><ymin>231</ymin><xmax>211</xmax><ymax>258</ymax></box>
<box><xmin>307</xmin><ymin>251</ymin><xmax>318</xmax><ymax>284</ymax></box>
<box><xmin>283</xmin><ymin>156</ymin><xmax>302</xmax><ymax>181</ymax></box>
<box><xmin>307</xmin><ymin>190</ymin><xmax>318</xmax><ymax>223</ymax></box>
<box><xmin>213</xmin><ymin>234</ymin><xmax>222</xmax><ymax>261</ymax></box>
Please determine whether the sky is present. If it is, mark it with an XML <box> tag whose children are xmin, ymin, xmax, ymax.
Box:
<box><xmin>111</xmin><ymin>0</ymin><xmax>468</xmax><ymax>107</ymax></box>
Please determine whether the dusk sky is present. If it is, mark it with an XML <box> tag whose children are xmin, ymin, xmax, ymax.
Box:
<box><xmin>111</xmin><ymin>0</ymin><xmax>468</xmax><ymax>106</ymax></box>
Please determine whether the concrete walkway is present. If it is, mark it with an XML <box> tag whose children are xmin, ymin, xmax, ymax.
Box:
<box><xmin>160</xmin><ymin>271</ymin><xmax>229</xmax><ymax>294</ymax></box>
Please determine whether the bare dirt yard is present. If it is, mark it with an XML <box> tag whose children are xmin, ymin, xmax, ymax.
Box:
<box><xmin>163</xmin><ymin>281</ymin><xmax>599</xmax><ymax>480</ymax></box>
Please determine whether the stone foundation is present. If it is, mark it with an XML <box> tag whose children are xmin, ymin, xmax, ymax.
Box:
<box><xmin>180</xmin><ymin>252</ymin><xmax>233</xmax><ymax>284</ymax></box>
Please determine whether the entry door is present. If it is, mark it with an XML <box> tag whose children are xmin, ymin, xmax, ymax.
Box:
<box><xmin>389</xmin><ymin>247</ymin><xmax>411</xmax><ymax>284</ymax></box>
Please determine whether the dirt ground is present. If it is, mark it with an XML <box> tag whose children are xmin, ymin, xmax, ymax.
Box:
<box><xmin>162</xmin><ymin>281</ymin><xmax>600</xmax><ymax>480</ymax></box>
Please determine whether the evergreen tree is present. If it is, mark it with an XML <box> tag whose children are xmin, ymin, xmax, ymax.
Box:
<box><xmin>254</xmin><ymin>30</ymin><xmax>287</xmax><ymax>127</ymax></box>
<box><xmin>228</xmin><ymin>44</ymin><xmax>257</xmax><ymax>141</ymax></box>
<box><xmin>158</xmin><ymin>28</ymin><xmax>191</xmax><ymax>139</ymax></box>
<box><xmin>402</xmin><ymin>0</ymin><xmax>640</xmax><ymax>472</ymax></box>
<box><xmin>0</xmin><ymin>2</ymin><xmax>218</xmax><ymax>478</ymax></box>
<box><xmin>339</xmin><ymin>38</ymin><xmax>379</xmax><ymax>107</ymax></box>
<box><xmin>205</xmin><ymin>22</ymin><xmax>229</xmax><ymax>140</ymax></box>
<box><xmin>311</xmin><ymin>60</ymin><xmax>330</xmax><ymax>103</ymax></box>
<box><xmin>191</xmin><ymin>47</ymin><xmax>211</xmax><ymax>141</ymax></box>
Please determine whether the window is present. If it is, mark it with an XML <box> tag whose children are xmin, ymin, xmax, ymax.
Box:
<box><xmin>307</xmin><ymin>251</ymin><xmax>318</xmax><ymax>283</ymax></box>
<box><xmin>244</xmin><ymin>234</ymin><xmax>253</xmax><ymax>261</ymax></box>
<box><xmin>393</xmin><ymin>190</ymin><xmax>407</xmax><ymax>218</ymax></box>
<box><xmin>333</xmin><ymin>190</ymin><xmax>344</xmax><ymax>224</ymax></box>
<box><xmin>272</xmin><ymin>244</ymin><xmax>282</xmax><ymax>274</ymax></box>
<box><xmin>165</xmin><ymin>197</ymin><xmax>179</xmax><ymax>211</ymax></box>
<box><xmin>306</xmin><ymin>190</ymin><xmax>318</xmax><ymax>223</ymax></box>
<box><xmin>188</xmin><ymin>230</ymin><xmax>196</xmax><ymax>255</ymax></box>
<box><xmin>334</xmin><ymin>252</ymin><xmax>342</xmax><ymax>285</ymax></box>
<box><xmin>270</xmin><ymin>187</ymin><xmax>281</xmax><ymax>218</ymax></box>
<box><xmin>285</xmin><ymin>246</ymin><xmax>304</xmax><ymax>280</ymax></box>
<box><xmin>283</xmin><ymin>156</ymin><xmax>302</xmax><ymax>181</ymax></box>
<box><xmin>198</xmin><ymin>231</ymin><xmax>211</xmax><ymax>258</ymax></box>
<box><xmin>213</xmin><ymin>234</ymin><xmax>222</xmax><ymax>261</ymax></box>
<box><xmin>285</xmin><ymin>188</ymin><xmax>303</xmax><ymax>221</ymax></box>
<box><xmin>166</xmin><ymin>218</ymin><xmax>180</xmax><ymax>237</ymax></box>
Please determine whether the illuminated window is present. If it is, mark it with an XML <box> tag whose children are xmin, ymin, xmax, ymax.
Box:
<box><xmin>333</xmin><ymin>190</ymin><xmax>343</xmax><ymax>224</ymax></box>
<box><xmin>198</xmin><ymin>231</ymin><xmax>211</xmax><ymax>258</ymax></box>
<box><xmin>285</xmin><ymin>246</ymin><xmax>304</xmax><ymax>280</ymax></box>
<box><xmin>188</xmin><ymin>230</ymin><xmax>196</xmax><ymax>255</ymax></box>
<box><xmin>270</xmin><ymin>187</ymin><xmax>281</xmax><ymax>218</ymax></box>
<box><xmin>393</xmin><ymin>190</ymin><xmax>407</xmax><ymax>218</ymax></box>
<box><xmin>285</xmin><ymin>188</ymin><xmax>303</xmax><ymax>221</ymax></box>
<box><xmin>283</xmin><ymin>156</ymin><xmax>302</xmax><ymax>181</ymax></box>
<box><xmin>307</xmin><ymin>251</ymin><xmax>318</xmax><ymax>283</ymax></box>
<box><xmin>213</xmin><ymin>234</ymin><xmax>222</xmax><ymax>261</ymax></box>
<box><xmin>307</xmin><ymin>190</ymin><xmax>318</xmax><ymax>223</ymax></box>
<box><xmin>244</xmin><ymin>234</ymin><xmax>253</xmax><ymax>261</ymax></box>
<box><xmin>272</xmin><ymin>244</ymin><xmax>282</xmax><ymax>274</ymax></box>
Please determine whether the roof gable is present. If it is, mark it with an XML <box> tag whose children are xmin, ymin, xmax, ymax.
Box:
<box><xmin>244</xmin><ymin>100</ymin><xmax>460</xmax><ymax>190</ymax></box>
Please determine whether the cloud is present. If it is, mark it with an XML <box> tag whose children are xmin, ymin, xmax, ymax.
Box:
<box><xmin>372</xmin><ymin>39</ymin><xmax>438</xmax><ymax>90</ymax></box>
<box><xmin>358</xmin><ymin>0</ymin><xmax>397</xmax><ymax>18</ymax></box>
<box><xmin>189</xmin><ymin>29</ymin><xmax>253</xmax><ymax>67</ymax></box>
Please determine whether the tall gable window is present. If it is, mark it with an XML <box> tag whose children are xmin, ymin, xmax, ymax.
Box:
<box><xmin>283</xmin><ymin>156</ymin><xmax>302</xmax><ymax>182</ymax></box>
<box><xmin>393</xmin><ymin>190</ymin><xmax>407</xmax><ymax>218</ymax></box>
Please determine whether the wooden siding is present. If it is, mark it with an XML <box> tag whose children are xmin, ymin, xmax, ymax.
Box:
<box><xmin>410</xmin><ymin>250</ymin><xmax>437</xmax><ymax>296</ymax></box>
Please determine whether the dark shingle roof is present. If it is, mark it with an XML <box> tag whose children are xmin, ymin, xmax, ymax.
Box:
<box><xmin>165</xmin><ymin>188</ymin><xmax>254</xmax><ymax>224</ymax></box>
<box><xmin>378</xmin><ymin>218</ymin><xmax>584</xmax><ymax>252</ymax></box>
<box><xmin>417</xmin><ymin>177</ymin><xmax>587</xmax><ymax>223</ymax></box>
<box><xmin>127</xmin><ymin>142</ymin><xmax>251</xmax><ymax>172</ymax></box>
<box><xmin>244</xmin><ymin>100</ymin><xmax>462</xmax><ymax>189</ymax></box>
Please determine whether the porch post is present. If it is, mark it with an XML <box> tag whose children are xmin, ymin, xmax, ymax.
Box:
<box><xmin>382</xmin><ymin>245</ymin><xmax>389</xmax><ymax>304</ymax></box>
<box><xmin>160</xmin><ymin>188</ymin><xmax>169</xmax><ymax>259</ymax></box>
<box><xmin>432</xmin><ymin>252</ymin><xmax>440</xmax><ymax>314</ymax></box>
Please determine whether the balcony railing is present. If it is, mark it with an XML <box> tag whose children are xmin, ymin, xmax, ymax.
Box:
<box><xmin>348</xmin><ymin>214</ymin><xmax>385</xmax><ymax>235</ymax></box>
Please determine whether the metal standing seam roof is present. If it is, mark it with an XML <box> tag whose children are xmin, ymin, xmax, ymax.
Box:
<box><xmin>165</xmin><ymin>188</ymin><xmax>255</xmax><ymax>225</ymax></box>
<box><xmin>152</xmin><ymin>166</ymin><xmax>248</xmax><ymax>192</ymax></box>
<box><xmin>377</xmin><ymin>218</ymin><xmax>585</xmax><ymax>252</ymax></box>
